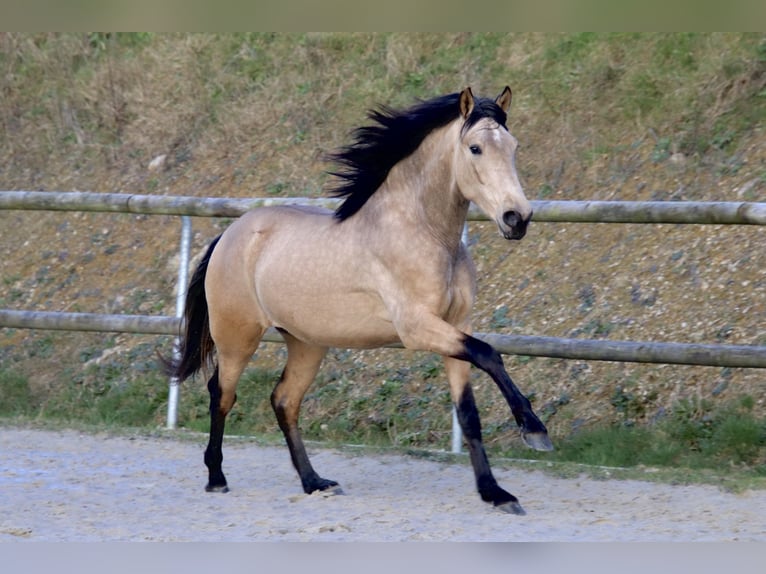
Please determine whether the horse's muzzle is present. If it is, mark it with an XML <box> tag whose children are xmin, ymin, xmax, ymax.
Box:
<box><xmin>500</xmin><ymin>210</ymin><xmax>531</xmax><ymax>240</ymax></box>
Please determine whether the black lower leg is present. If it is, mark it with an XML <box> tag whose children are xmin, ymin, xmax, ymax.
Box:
<box><xmin>455</xmin><ymin>385</ymin><xmax>525</xmax><ymax>515</ymax></box>
<box><xmin>284</xmin><ymin>424</ymin><xmax>339</xmax><ymax>494</ymax></box>
<box><xmin>271</xmin><ymin>383</ymin><xmax>339</xmax><ymax>494</ymax></box>
<box><xmin>204</xmin><ymin>369</ymin><xmax>230</xmax><ymax>492</ymax></box>
<box><xmin>453</xmin><ymin>335</ymin><xmax>552</xmax><ymax>451</ymax></box>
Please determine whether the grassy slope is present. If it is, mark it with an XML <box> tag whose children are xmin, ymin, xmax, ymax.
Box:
<box><xmin>1</xmin><ymin>33</ymin><xmax>765</xmax><ymax>474</ymax></box>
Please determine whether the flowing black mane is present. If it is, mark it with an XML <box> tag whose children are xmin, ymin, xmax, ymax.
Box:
<box><xmin>327</xmin><ymin>91</ymin><xmax>508</xmax><ymax>221</ymax></box>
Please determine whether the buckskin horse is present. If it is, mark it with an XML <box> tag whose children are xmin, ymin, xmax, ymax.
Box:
<box><xmin>167</xmin><ymin>86</ymin><xmax>552</xmax><ymax>515</ymax></box>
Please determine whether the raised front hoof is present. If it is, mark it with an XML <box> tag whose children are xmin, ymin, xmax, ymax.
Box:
<box><xmin>521</xmin><ymin>430</ymin><xmax>554</xmax><ymax>452</ymax></box>
<box><xmin>496</xmin><ymin>499</ymin><xmax>526</xmax><ymax>515</ymax></box>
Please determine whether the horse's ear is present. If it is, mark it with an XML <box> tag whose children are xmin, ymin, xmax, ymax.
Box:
<box><xmin>495</xmin><ymin>86</ymin><xmax>512</xmax><ymax>113</ymax></box>
<box><xmin>459</xmin><ymin>87</ymin><xmax>475</xmax><ymax>119</ymax></box>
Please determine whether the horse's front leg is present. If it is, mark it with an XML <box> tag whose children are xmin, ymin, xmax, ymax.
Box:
<box><xmin>444</xmin><ymin>356</ymin><xmax>526</xmax><ymax>515</ymax></box>
<box><xmin>397</xmin><ymin>311</ymin><xmax>552</xmax><ymax>452</ymax></box>
<box><xmin>453</xmin><ymin>335</ymin><xmax>553</xmax><ymax>452</ymax></box>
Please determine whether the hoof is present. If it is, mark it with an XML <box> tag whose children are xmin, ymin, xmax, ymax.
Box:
<box><xmin>496</xmin><ymin>500</ymin><xmax>526</xmax><ymax>515</ymax></box>
<box><xmin>313</xmin><ymin>484</ymin><xmax>344</xmax><ymax>497</ymax></box>
<box><xmin>480</xmin><ymin>484</ymin><xmax>523</xmax><ymax>514</ymax></box>
<box><xmin>522</xmin><ymin>430</ymin><xmax>554</xmax><ymax>452</ymax></box>
<box><xmin>304</xmin><ymin>477</ymin><xmax>341</xmax><ymax>495</ymax></box>
<box><xmin>205</xmin><ymin>483</ymin><xmax>230</xmax><ymax>493</ymax></box>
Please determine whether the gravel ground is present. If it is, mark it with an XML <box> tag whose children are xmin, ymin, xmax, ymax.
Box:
<box><xmin>1</xmin><ymin>428</ymin><xmax>764</xmax><ymax>542</ymax></box>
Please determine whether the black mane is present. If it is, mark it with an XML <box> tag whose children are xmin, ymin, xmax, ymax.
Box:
<box><xmin>327</xmin><ymin>91</ymin><xmax>508</xmax><ymax>221</ymax></box>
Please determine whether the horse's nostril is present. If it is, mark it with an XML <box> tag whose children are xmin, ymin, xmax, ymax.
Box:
<box><xmin>503</xmin><ymin>210</ymin><xmax>521</xmax><ymax>228</ymax></box>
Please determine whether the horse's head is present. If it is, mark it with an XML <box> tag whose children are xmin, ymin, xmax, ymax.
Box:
<box><xmin>454</xmin><ymin>86</ymin><xmax>532</xmax><ymax>241</ymax></box>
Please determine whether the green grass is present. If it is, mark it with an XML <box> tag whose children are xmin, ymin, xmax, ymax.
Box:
<box><xmin>2</xmin><ymin>365</ymin><xmax>763</xmax><ymax>490</ymax></box>
<box><xmin>496</xmin><ymin>394</ymin><xmax>765</xmax><ymax>477</ymax></box>
<box><xmin>0</xmin><ymin>370</ymin><xmax>36</xmax><ymax>417</ymax></box>
<box><xmin>33</xmin><ymin>372</ymin><xmax>168</xmax><ymax>427</ymax></box>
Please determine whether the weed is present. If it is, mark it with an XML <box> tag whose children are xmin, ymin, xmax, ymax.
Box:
<box><xmin>710</xmin><ymin>415</ymin><xmax>763</xmax><ymax>465</ymax></box>
<box><xmin>605</xmin><ymin>374</ymin><xmax>658</xmax><ymax>423</ymax></box>
<box><xmin>651</xmin><ymin>137</ymin><xmax>672</xmax><ymax>163</ymax></box>
<box><xmin>0</xmin><ymin>370</ymin><xmax>36</xmax><ymax>417</ymax></box>
<box><xmin>28</xmin><ymin>335</ymin><xmax>55</xmax><ymax>359</ymax></box>
<box><xmin>628</xmin><ymin>72</ymin><xmax>662</xmax><ymax>117</ymax></box>
<box><xmin>572</xmin><ymin>318</ymin><xmax>616</xmax><ymax>338</ymax></box>
<box><xmin>537</xmin><ymin>183</ymin><xmax>555</xmax><ymax>198</ymax></box>
<box><xmin>577</xmin><ymin>284</ymin><xmax>596</xmax><ymax>312</ymax></box>
<box><xmin>654</xmin><ymin>33</ymin><xmax>700</xmax><ymax>71</ymax></box>
<box><xmin>266</xmin><ymin>181</ymin><xmax>287</xmax><ymax>195</ymax></box>
<box><xmin>543</xmin><ymin>33</ymin><xmax>599</xmax><ymax>66</ymax></box>
<box><xmin>490</xmin><ymin>305</ymin><xmax>512</xmax><ymax>329</ymax></box>
<box><xmin>662</xmin><ymin>395</ymin><xmax>765</xmax><ymax>467</ymax></box>
<box><xmin>560</xmin><ymin>424</ymin><xmax>656</xmax><ymax>467</ymax></box>
<box><xmin>87</xmin><ymin>33</ymin><xmax>153</xmax><ymax>55</ymax></box>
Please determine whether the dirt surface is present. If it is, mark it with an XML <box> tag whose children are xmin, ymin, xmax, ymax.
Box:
<box><xmin>1</xmin><ymin>428</ymin><xmax>764</xmax><ymax>542</ymax></box>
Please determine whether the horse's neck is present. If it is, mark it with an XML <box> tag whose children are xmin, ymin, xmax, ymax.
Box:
<box><xmin>363</xmin><ymin>124</ymin><xmax>468</xmax><ymax>250</ymax></box>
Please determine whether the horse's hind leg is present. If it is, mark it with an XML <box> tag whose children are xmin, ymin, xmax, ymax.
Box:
<box><xmin>270</xmin><ymin>331</ymin><xmax>339</xmax><ymax>494</ymax></box>
<box><xmin>204</xmin><ymin>366</ymin><xmax>229</xmax><ymax>492</ymax></box>
<box><xmin>443</xmin><ymin>356</ymin><xmax>525</xmax><ymax>515</ymax></box>
<box><xmin>204</xmin><ymin>334</ymin><xmax>263</xmax><ymax>493</ymax></box>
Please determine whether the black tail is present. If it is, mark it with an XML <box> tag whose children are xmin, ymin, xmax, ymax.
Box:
<box><xmin>164</xmin><ymin>235</ymin><xmax>222</xmax><ymax>381</ymax></box>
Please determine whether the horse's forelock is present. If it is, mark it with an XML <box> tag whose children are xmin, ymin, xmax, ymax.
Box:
<box><xmin>461</xmin><ymin>98</ymin><xmax>508</xmax><ymax>136</ymax></box>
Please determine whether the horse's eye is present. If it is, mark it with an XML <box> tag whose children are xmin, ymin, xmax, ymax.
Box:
<box><xmin>469</xmin><ymin>144</ymin><xmax>482</xmax><ymax>155</ymax></box>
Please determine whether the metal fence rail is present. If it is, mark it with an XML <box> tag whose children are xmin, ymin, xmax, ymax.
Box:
<box><xmin>3</xmin><ymin>190</ymin><xmax>766</xmax><ymax>224</ymax></box>
<box><xmin>2</xmin><ymin>309</ymin><xmax>764</xmax><ymax>369</ymax></box>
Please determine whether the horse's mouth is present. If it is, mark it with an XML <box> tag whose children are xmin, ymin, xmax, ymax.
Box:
<box><xmin>498</xmin><ymin>210</ymin><xmax>531</xmax><ymax>240</ymax></box>
<box><xmin>499</xmin><ymin>222</ymin><xmax>528</xmax><ymax>241</ymax></box>
<box><xmin>501</xmin><ymin>229</ymin><xmax>526</xmax><ymax>241</ymax></box>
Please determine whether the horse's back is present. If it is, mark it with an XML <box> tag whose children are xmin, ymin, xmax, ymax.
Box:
<box><xmin>214</xmin><ymin>204</ymin><xmax>335</xmax><ymax>258</ymax></box>
<box><xmin>206</xmin><ymin>204</ymin><xmax>337</xmax><ymax>299</ymax></box>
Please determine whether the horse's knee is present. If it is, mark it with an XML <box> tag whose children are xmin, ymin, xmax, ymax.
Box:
<box><xmin>451</xmin><ymin>335</ymin><xmax>504</xmax><ymax>374</ymax></box>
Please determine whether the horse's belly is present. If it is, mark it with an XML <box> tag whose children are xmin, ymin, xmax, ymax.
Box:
<box><xmin>265</xmin><ymin>292</ymin><xmax>401</xmax><ymax>349</ymax></box>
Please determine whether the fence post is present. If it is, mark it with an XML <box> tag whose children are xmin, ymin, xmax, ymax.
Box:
<box><xmin>450</xmin><ymin>222</ymin><xmax>470</xmax><ymax>454</ymax></box>
<box><xmin>166</xmin><ymin>216</ymin><xmax>192</xmax><ymax>429</ymax></box>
